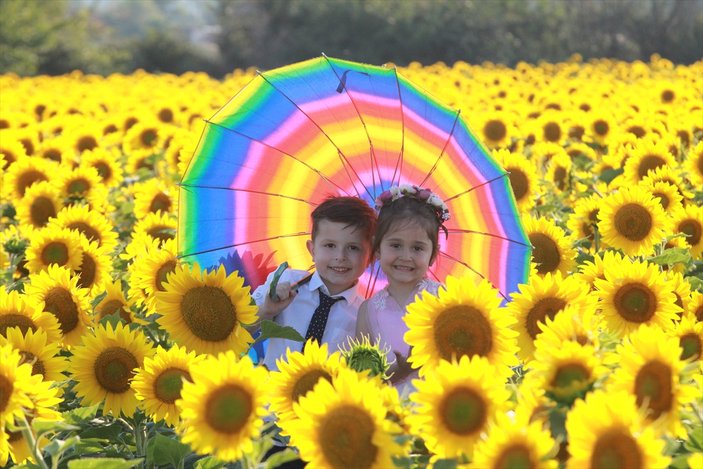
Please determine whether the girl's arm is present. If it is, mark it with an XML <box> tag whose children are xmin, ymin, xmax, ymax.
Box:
<box><xmin>355</xmin><ymin>300</ymin><xmax>372</xmax><ymax>340</ymax></box>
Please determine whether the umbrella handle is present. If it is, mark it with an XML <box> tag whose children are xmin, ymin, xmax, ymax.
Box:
<box><xmin>268</xmin><ymin>262</ymin><xmax>289</xmax><ymax>301</ymax></box>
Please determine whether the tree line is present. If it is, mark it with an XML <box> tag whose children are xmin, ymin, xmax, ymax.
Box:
<box><xmin>1</xmin><ymin>0</ymin><xmax>701</xmax><ymax>77</ymax></box>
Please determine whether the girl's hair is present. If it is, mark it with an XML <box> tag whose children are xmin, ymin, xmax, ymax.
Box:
<box><xmin>372</xmin><ymin>196</ymin><xmax>441</xmax><ymax>263</ymax></box>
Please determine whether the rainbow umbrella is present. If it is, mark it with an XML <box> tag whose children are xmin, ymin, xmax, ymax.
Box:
<box><xmin>178</xmin><ymin>55</ymin><xmax>530</xmax><ymax>300</ymax></box>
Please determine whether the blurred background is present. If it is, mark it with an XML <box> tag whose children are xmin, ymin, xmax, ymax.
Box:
<box><xmin>1</xmin><ymin>0</ymin><xmax>702</xmax><ymax>77</ymax></box>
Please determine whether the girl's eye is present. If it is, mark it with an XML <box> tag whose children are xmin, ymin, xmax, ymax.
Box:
<box><xmin>348</xmin><ymin>245</ymin><xmax>359</xmax><ymax>251</ymax></box>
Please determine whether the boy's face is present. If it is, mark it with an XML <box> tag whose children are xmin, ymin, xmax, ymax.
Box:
<box><xmin>306</xmin><ymin>219</ymin><xmax>372</xmax><ymax>296</ymax></box>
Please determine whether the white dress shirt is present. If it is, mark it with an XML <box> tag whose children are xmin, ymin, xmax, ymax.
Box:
<box><xmin>252</xmin><ymin>269</ymin><xmax>364</xmax><ymax>371</ymax></box>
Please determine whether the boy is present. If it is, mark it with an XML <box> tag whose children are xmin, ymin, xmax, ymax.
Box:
<box><xmin>252</xmin><ymin>196</ymin><xmax>376</xmax><ymax>371</ymax></box>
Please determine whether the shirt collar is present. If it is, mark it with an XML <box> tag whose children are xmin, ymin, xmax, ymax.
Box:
<box><xmin>309</xmin><ymin>271</ymin><xmax>361</xmax><ymax>303</ymax></box>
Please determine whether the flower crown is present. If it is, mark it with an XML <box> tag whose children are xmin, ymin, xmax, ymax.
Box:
<box><xmin>374</xmin><ymin>184</ymin><xmax>451</xmax><ymax>223</ymax></box>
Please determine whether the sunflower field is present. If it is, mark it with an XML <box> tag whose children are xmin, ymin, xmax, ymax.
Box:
<box><xmin>1</xmin><ymin>56</ymin><xmax>702</xmax><ymax>468</ymax></box>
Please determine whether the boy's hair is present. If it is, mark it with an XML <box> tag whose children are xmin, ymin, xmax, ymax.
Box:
<box><xmin>311</xmin><ymin>196</ymin><xmax>377</xmax><ymax>242</ymax></box>
<box><xmin>372</xmin><ymin>196</ymin><xmax>441</xmax><ymax>263</ymax></box>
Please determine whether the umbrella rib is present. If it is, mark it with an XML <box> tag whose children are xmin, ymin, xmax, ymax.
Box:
<box><xmin>257</xmin><ymin>71</ymin><xmax>372</xmax><ymax>200</ymax></box>
<box><xmin>437</xmin><ymin>251</ymin><xmax>509</xmax><ymax>301</ymax></box>
<box><xmin>178</xmin><ymin>184</ymin><xmax>317</xmax><ymax>205</ymax></box>
<box><xmin>202</xmin><ymin>120</ymin><xmax>350</xmax><ymax>195</ymax></box>
<box><xmin>323</xmin><ymin>55</ymin><xmax>384</xmax><ymax>195</ymax></box>
<box><xmin>444</xmin><ymin>173</ymin><xmax>510</xmax><ymax>201</ymax></box>
<box><xmin>179</xmin><ymin>232</ymin><xmax>310</xmax><ymax>258</ymax></box>
<box><xmin>447</xmin><ymin>229</ymin><xmax>532</xmax><ymax>247</ymax></box>
<box><xmin>419</xmin><ymin>110</ymin><xmax>461</xmax><ymax>187</ymax></box>
<box><xmin>390</xmin><ymin>66</ymin><xmax>405</xmax><ymax>187</ymax></box>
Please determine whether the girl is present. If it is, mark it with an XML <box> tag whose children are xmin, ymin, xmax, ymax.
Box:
<box><xmin>356</xmin><ymin>184</ymin><xmax>449</xmax><ymax>389</ymax></box>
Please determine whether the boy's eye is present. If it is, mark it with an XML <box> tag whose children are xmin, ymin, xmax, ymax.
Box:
<box><xmin>324</xmin><ymin>243</ymin><xmax>335</xmax><ymax>248</ymax></box>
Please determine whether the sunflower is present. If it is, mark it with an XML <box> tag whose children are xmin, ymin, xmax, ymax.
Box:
<box><xmin>14</xmin><ymin>181</ymin><xmax>62</xmax><ymax>233</ymax></box>
<box><xmin>405</xmin><ymin>276</ymin><xmax>518</xmax><ymax>378</ymax></box>
<box><xmin>73</xmin><ymin>237</ymin><xmax>112</xmax><ymax>294</ymax></box>
<box><xmin>585</xmin><ymin>112</ymin><xmax>615</xmax><ymax>146</ymax></box>
<box><xmin>24</xmin><ymin>264</ymin><xmax>92</xmax><ymax>347</ymax></box>
<box><xmin>523</xmin><ymin>215</ymin><xmax>576</xmax><ymax>276</ymax></box>
<box><xmin>125</xmin><ymin>148</ymin><xmax>157</xmax><ymax>174</ymax></box>
<box><xmin>536</xmin><ymin>111</ymin><xmax>565</xmax><ymax>144</ymax></box>
<box><xmin>65</xmin><ymin>122</ymin><xmax>102</xmax><ymax>155</ymax></box>
<box><xmin>470</xmin><ymin>411</ymin><xmax>556</xmax><ymax>469</ymax></box>
<box><xmin>94</xmin><ymin>279</ymin><xmax>134</xmax><ymax>324</ymax></box>
<box><xmin>595</xmin><ymin>258</ymin><xmax>680</xmax><ymax>338</ymax></box>
<box><xmin>530</xmin><ymin>141</ymin><xmax>566</xmax><ymax>170</ymax></box>
<box><xmin>128</xmin><ymin>237</ymin><xmax>178</xmax><ymax>313</ymax></box>
<box><xmin>478</xmin><ymin>110</ymin><xmax>516</xmax><ymax>148</ymax></box>
<box><xmin>507</xmin><ymin>271</ymin><xmax>591</xmax><ymax>362</ymax></box>
<box><xmin>597</xmin><ymin>186</ymin><xmax>670</xmax><ymax>256</ymax></box>
<box><xmin>269</xmin><ymin>340</ymin><xmax>344</xmax><ymax>424</ymax></box>
<box><xmin>283</xmin><ymin>366</ymin><xmax>403</xmax><ymax>468</ymax></box>
<box><xmin>79</xmin><ymin>148</ymin><xmax>124</xmax><ymax>188</ymax></box>
<box><xmin>408</xmin><ymin>355</ymin><xmax>509</xmax><ymax>459</ymax></box>
<box><xmin>567</xmin><ymin>195</ymin><xmax>603</xmax><ymax>250</ymax></box>
<box><xmin>48</xmin><ymin>204</ymin><xmax>119</xmax><ymax>254</ymax></box>
<box><xmin>623</xmin><ymin>139</ymin><xmax>677</xmax><ymax>184</ymax></box>
<box><xmin>533</xmin><ymin>303</ymin><xmax>602</xmax><ymax>351</ymax></box>
<box><xmin>683</xmin><ymin>140</ymin><xmax>703</xmax><ymax>188</ymax></box>
<box><xmin>132</xmin><ymin>345</ymin><xmax>203</xmax><ymax>427</ymax></box>
<box><xmin>575</xmin><ymin>250</ymin><xmax>626</xmax><ymax>291</ymax></box>
<box><xmin>37</xmin><ymin>138</ymin><xmax>72</xmax><ymax>166</ymax></box>
<box><xmin>664</xmin><ymin>269</ymin><xmax>691</xmax><ymax>317</ymax></box>
<box><xmin>670</xmin><ymin>313</ymin><xmax>703</xmax><ymax>363</ymax></box>
<box><xmin>526</xmin><ymin>341</ymin><xmax>607</xmax><ymax>405</ymax></box>
<box><xmin>0</xmin><ymin>327</ymin><xmax>67</xmax><ymax>382</ymax></box>
<box><xmin>565</xmin><ymin>389</ymin><xmax>670</xmax><ymax>469</ymax></box>
<box><xmin>0</xmin><ymin>137</ymin><xmax>28</xmax><ymax>170</ymax></box>
<box><xmin>545</xmin><ymin>151</ymin><xmax>572</xmax><ymax>192</ymax></box>
<box><xmin>132</xmin><ymin>178</ymin><xmax>176</xmax><ymax>219</ymax></box>
<box><xmin>640</xmin><ymin>165</ymin><xmax>693</xmax><ymax>204</ymax></box>
<box><xmin>689</xmin><ymin>291</ymin><xmax>703</xmax><ymax>323</ymax></box>
<box><xmin>24</xmin><ymin>226</ymin><xmax>83</xmax><ymax>274</ymax></box>
<box><xmin>55</xmin><ymin>165</ymin><xmax>104</xmax><ymax>201</ymax></box>
<box><xmin>156</xmin><ymin>264</ymin><xmax>256</xmax><ymax>355</ymax></box>
<box><xmin>565</xmin><ymin>142</ymin><xmax>597</xmax><ymax>162</ymax></box>
<box><xmin>0</xmin><ymin>344</ymin><xmax>34</xmax><ymax>432</ymax></box>
<box><xmin>132</xmin><ymin>211</ymin><xmax>177</xmax><ymax>246</ymax></box>
<box><xmin>639</xmin><ymin>179</ymin><xmax>684</xmax><ymax>216</ymax></box>
<box><xmin>1</xmin><ymin>156</ymin><xmax>57</xmax><ymax>199</ymax></box>
<box><xmin>0</xmin><ymin>289</ymin><xmax>61</xmax><ymax>344</ymax></box>
<box><xmin>123</xmin><ymin>119</ymin><xmax>163</xmax><ymax>155</ymax></box>
<box><xmin>670</xmin><ymin>204</ymin><xmax>703</xmax><ymax>258</ymax></box>
<box><xmin>493</xmin><ymin>148</ymin><xmax>539</xmax><ymax>212</ymax></box>
<box><xmin>177</xmin><ymin>352</ymin><xmax>268</xmax><ymax>462</ymax></box>
<box><xmin>607</xmin><ymin>325</ymin><xmax>699</xmax><ymax>437</ymax></box>
<box><xmin>70</xmin><ymin>322</ymin><xmax>153</xmax><ymax>417</ymax></box>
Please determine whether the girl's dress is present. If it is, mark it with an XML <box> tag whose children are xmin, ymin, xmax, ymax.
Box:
<box><xmin>365</xmin><ymin>278</ymin><xmax>441</xmax><ymax>392</ymax></box>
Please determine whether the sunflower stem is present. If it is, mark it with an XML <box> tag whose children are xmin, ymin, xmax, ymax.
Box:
<box><xmin>19</xmin><ymin>414</ymin><xmax>50</xmax><ymax>469</ymax></box>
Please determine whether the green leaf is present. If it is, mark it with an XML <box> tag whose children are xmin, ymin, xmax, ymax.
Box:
<box><xmin>264</xmin><ymin>448</ymin><xmax>300</xmax><ymax>469</ymax></box>
<box><xmin>67</xmin><ymin>458</ymin><xmax>143</xmax><ymax>469</ymax></box>
<box><xmin>63</xmin><ymin>403</ymin><xmax>101</xmax><ymax>423</ymax></box>
<box><xmin>432</xmin><ymin>459</ymin><xmax>458</xmax><ymax>469</ymax></box>
<box><xmin>146</xmin><ymin>433</ymin><xmax>192</xmax><ymax>468</ymax></box>
<box><xmin>32</xmin><ymin>419</ymin><xmax>80</xmax><ymax>435</ymax></box>
<box><xmin>687</xmin><ymin>276</ymin><xmax>703</xmax><ymax>293</ymax></box>
<box><xmin>670</xmin><ymin>454</ymin><xmax>693</xmax><ymax>469</ymax></box>
<box><xmin>684</xmin><ymin>427</ymin><xmax>703</xmax><ymax>452</ymax></box>
<box><xmin>648</xmin><ymin>247</ymin><xmax>692</xmax><ymax>266</ymax></box>
<box><xmin>194</xmin><ymin>456</ymin><xmax>227</xmax><ymax>469</ymax></box>
<box><xmin>598</xmin><ymin>167</ymin><xmax>624</xmax><ymax>184</ymax></box>
<box><xmin>80</xmin><ymin>421</ymin><xmax>124</xmax><ymax>440</ymax></box>
<box><xmin>257</xmin><ymin>320</ymin><xmax>304</xmax><ymax>343</ymax></box>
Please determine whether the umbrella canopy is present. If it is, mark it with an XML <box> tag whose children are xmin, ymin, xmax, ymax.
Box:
<box><xmin>178</xmin><ymin>55</ymin><xmax>530</xmax><ymax>299</ymax></box>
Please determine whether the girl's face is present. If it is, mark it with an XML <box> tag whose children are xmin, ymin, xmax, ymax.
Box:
<box><xmin>377</xmin><ymin>220</ymin><xmax>434</xmax><ymax>289</ymax></box>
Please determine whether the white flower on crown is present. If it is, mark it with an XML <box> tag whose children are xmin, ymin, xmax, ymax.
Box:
<box><xmin>389</xmin><ymin>186</ymin><xmax>401</xmax><ymax>198</ymax></box>
<box><xmin>427</xmin><ymin>193</ymin><xmax>442</xmax><ymax>208</ymax></box>
<box><xmin>398</xmin><ymin>184</ymin><xmax>417</xmax><ymax>195</ymax></box>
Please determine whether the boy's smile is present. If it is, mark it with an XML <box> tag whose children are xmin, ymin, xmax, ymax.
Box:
<box><xmin>306</xmin><ymin>220</ymin><xmax>372</xmax><ymax>295</ymax></box>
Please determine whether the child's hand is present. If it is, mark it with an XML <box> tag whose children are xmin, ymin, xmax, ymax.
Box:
<box><xmin>257</xmin><ymin>282</ymin><xmax>296</xmax><ymax>321</ymax></box>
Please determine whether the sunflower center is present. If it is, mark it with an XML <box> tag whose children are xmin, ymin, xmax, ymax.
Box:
<box><xmin>98</xmin><ymin>299</ymin><xmax>131</xmax><ymax>323</ymax></box>
<box><xmin>494</xmin><ymin>444</ymin><xmax>534</xmax><ymax>469</ymax></box>
<box><xmin>204</xmin><ymin>384</ymin><xmax>252</xmax><ymax>434</ymax></box>
<box><xmin>543</xmin><ymin>122</ymin><xmax>561</xmax><ymax>142</ymax></box>
<box><xmin>0</xmin><ymin>315</ymin><xmax>37</xmax><ymax>337</ymax></box>
<box><xmin>593</xmin><ymin>120</ymin><xmax>609</xmax><ymax>136</ymax></box>
<box><xmin>526</xmin><ymin>297</ymin><xmax>566</xmax><ymax>339</ymax></box>
<box><xmin>291</xmin><ymin>369</ymin><xmax>332</xmax><ymax>403</ymax></box>
<box><xmin>18</xmin><ymin>170</ymin><xmax>48</xmax><ymax>196</ymax></box>
<box><xmin>149</xmin><ymin>194</ymin><xmax>172</xmax><ymax>214</ymax></box>
<box><xmin>591</xmin><ymin>429</ymin><xmax>642</xmax><ymax>469</ymax></box>
<box><xmin>155</xmin><ymin>260</ymin><xmax>177</xmax><ymax>291</ymax></box>
<box><xmin>140</xmin><ymin>129</ymin><xmax>158</xmax><ymax>146</ymax></box>
<box><xmin>30</xmin><ymin>196</ymin><xmax>57</xmax><ymax>227</ymax></box>
<box><xmin>613</xmin><ymin>203</ymin><xmax>652</xmax><ymax>241</ymax></box>
<box><xmin>554</xmin><ymin>167</ymin><xmax>567</xmax><ymax>190</ymax></box>
<box><xmin>508</xmin><ymin>169</ymin><xmax>528</xmax><ymax>201</ymax></box>
<box><xmin>678</xmin><ymin>219</ymin><xmax>702</xmax><ymax>247</ymax></box>
<box><xmin>0</xmin><ymin>374</ymin><xmax>13</xmax><ymax>413</ymax></box>
<box><xmin>652</xmin><ymin>191</ymin><xmax>670</xmax><ymax>210</ymax></box>
<box><xmin>147</xmin><ymin>225</ymin><xmax>175</xmax><ymax>243</ymax></box>
<box><xmin>44</xmin><ymin>287</ymin><xmax>80</xmax><ymax>335</ymax></box>
<box><xmin>153</xmin><ymin>367</ymin><xmax>191</xmax><ymax>404</ymax></box>
<box><xmin>94</xmin><ymin>162</ymin><xmax>113</xmax><ymax>180</ymax></box>
<box><xmin>628</xmin><ymin>125</ymin><xmax>646</xmax><ymax>138</ymax></box>
<box><xmin>77</xmin><ymin>252</ymin><xmax>97</xmax><ymax>289</ymax></box>
<box><xmin>634</xmin><ymin>360</ymin><xmax>672</xmax><ymax>420</ymax></box>
<box><xmin>680</xmin><ymin>333</ymin><xmax>702</xmax><ymax>361</ymax></box>
<box><xmin>528</xmin><ymin>233</ymin><xmax>561</xmax><ymax>274</ymax></box>
<box><xmin>158</xmin><ymin>109</ymin><xmax>174</xmax><ymax>123</ymax></box>
<box><xmin>41</xmin><ymin>241</ymin><xmax>69</xmax><ymax>266</ymax></box>
<box><xmin>551</xmin><ymin>363</ymin><xmax>590</xmax><ymax>398</ymax></box>
<box><xmin>77</xmin><ymin>136</ymin><xmax>98</xmax><ymax>152</ymax></box>
<box><xmin>637</xmin><ymin>155</ymin><xmax>666</xmax><ymax>180</ymax></box>
<box><xmin>661</xmin><ymin>90</ymin><xmax>675</xmax><ymax>103</ymax></box>
<box><xmin>94</xmin><ymin>346</ymin><xmax>139</xmax><ymax>393</ymax></box>
<box><xmin>613</xmin><ymin>282</ymin><xmax>656</xmax><ymax>323</ymax></box>
<box><xmin>439</xmin><ymin>386</ymin><xmax>487</xmax><ymax>436</ymax></box>
<box><xmin>484</xmin><ymin>120</ymin><xmax>507</xmax><ymax>142</ymax></box>
<box><xmin>68</xmin><ymin>178</ymin><xmax>90</xmax><ymax>195</ymax></box>
<box><xmin>569</xmin><ymin>125</ymin><xmax>585</xmax><ymax>140</ymax></box>
<box><xmin>697</xmin><ymin>153</ymin><xmax>703</xmax><ymax>176</ymax></box>
<box><xmin>433</xmin><ymin>305</ymin><xmax>493</xmax><ymax>360</ymax></box>
<box><xmin>319</xmin><ymin>404</ymin><xmax>378</xmax><ymax>469</ymax></box>
<box><xmin>67</xmin><ymin>222</ymin><xmax>101</xmax><ymax>244</ymax></box>
<box><xmin>180</xmin><ymin>286</ymin><xmax>237</xmax><ymax>342</ymax></box>
<box><xmin>19</xmin><ymin>350</ymin><xmax>45</xmax><ymax>376</ymax></box>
